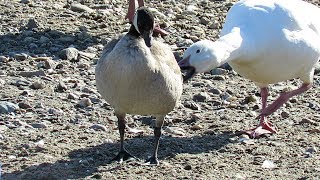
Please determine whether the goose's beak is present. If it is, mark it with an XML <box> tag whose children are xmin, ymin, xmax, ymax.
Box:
<box><xmin>178</xmin><ymin>55</ymin><xmax>196</xmax><ymax>82</ymax></box>
<box><xmin>142</xmin><ymin>31</ymin><xmax>152</xmax><ymax>47</ymax></box>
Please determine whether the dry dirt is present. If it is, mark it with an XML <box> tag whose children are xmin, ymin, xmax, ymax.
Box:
<box><xmin>0</xmin><ymin>0</ymin><xmax>320</xmax><ymax>179</ymax></box>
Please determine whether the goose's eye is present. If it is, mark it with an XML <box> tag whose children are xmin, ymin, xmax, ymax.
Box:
<box><xmin>196</xmin><ymin>49</ymin><xmax>200</xmax><ymax>53</ymax></box>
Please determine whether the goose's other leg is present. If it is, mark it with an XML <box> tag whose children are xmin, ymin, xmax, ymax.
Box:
<box><xmin>260</xmin><ymin>83</ymin><xmax>312</xmax><ymax>116</ymax></box>
<box><xmin>245</xmin><ymin>87</ymin><xmax>277</xmax><ymax>138</ymax></box>
<box><xmin>126</xmin><ymin>0</ymin><xmax>136</xmax><ymax>22</ymax></box>
<box><xmin>112</xmin><ymin>113</ymin><xmax>135</xmax><ymax>163</ymax></box>
<box><xmin>145</xmin><ymin>115</ymin><xmax>164</xmax><ymax>165</ymax></box>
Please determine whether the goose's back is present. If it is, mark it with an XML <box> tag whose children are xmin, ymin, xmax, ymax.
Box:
<box><xmin>222</xmin><ymin>0</ymin><xmax>320</xmax><ymax>85</ymax></box>
<box><xmin>95</xmin><ymin>34</ymin><xmax>182</xmax><ymax>115</ymax></box>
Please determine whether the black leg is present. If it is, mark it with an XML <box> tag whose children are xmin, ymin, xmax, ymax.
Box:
<box><xmin>145</xmin><ymin>116</ymin><xmax>164</xmax><ymax>165</ymax></box>
<box><xmin>112</xmin><ymin>113</ymin><xmax>135</xmax><ymax>163</ymax></box>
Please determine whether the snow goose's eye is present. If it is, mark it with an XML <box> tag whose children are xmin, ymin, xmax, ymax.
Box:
<box><xmin>196</xmin><ymin>49</ymin><xmax>200</xmax><ymax>53</ymax></box>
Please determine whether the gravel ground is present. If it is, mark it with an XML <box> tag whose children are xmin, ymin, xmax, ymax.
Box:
<box><xmin>0</xmin><ymin>0</ymin><xmax>320</xmax><ymax>179</ymax></box>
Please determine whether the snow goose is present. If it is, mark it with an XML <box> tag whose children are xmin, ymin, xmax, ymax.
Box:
<box><xmin>178</xmin><ymin>0</ymin><xmax>320</xmax><ymax>138</ymax></box>
<box><xmin>95</xmin><ymin>6</ymin><xmax>183</xmax><ymax>164</ymax></box>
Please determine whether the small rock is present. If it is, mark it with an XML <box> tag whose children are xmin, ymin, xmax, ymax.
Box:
<box><xmin>26</xmin><ymin>18</ymin><xmax>41</xmax><ymax>30</ymax></box>
<box><xmin>0</xmin><ymin>70</ymin><xmax>6</xmax><ymax>76</ymax></box>
<box><xmin>82</xmin><ymin>87</ymin><xmax>95</xmax><ymax>93</ymax></box>
<box><xmin>48</xmin><ymin>108</ymin><xmax>63</xmax><ymax>115</ymax></box>
<box><xmin>183</xmin><ymin>101</ymin><xmax>201</xmax><ymax>110</ymax></box>
<box><xmin>18</xmin><ymin>102</ymin><xmax>32</xmax><ymax>109</ymax></box>
<box><xmin>244</xmin><ymin>95</ymin><xmax>258</xmax><ymax>104</ymax></box>
<box><xmin>211</xmin><ymin>68</ymin><xmax>228</xmax><ymax>75</ymax></box>
<box><xmin>67</xmin><ymin>93</ymin><xmax>79</xmax><ymax>100</ymax></box>
<box><xmin>164</xmin><ymin>127</ymin><xmax>185</xmax><ymax>136</ymax></box>
<box><xmin>59</xmin><ymin>47</ymin><xmax>79</xmax><ymax>61</ymax></box>
<box><xmin>34</xmin><ymin>140</ymin><xmax>45</xmax><ymax>147</ymax></box>
<box><xmin>0</xmin><ymin>56</ymin><xmax>9</xmax><ymax>63</ymax></box>
<box><xmin>212</xmin><ymin>75</ymin><xmax>225</xmax><ymax>81</ymax></box>
<box><xmin>190</xmin><ymin>124</ymin><xmax>203</xmax><ymax>130</ymax></box>
<box><xmin>56</xmin><ymin>81</ymin><xmax>68</xmax><ymax>92</ymax></box>
<box><xmin>208</xmin><ymin>88</ymin><xmax>222</xmax><ymax>95</ymax></box>
<box><xmin>78</xmin><ymin>98</ymin><xmax>92</xmax><ymax>107</ymax></box>
<box><xmin>239</xmin><ymin>134</ymin><xmax>255</xmax><ymax>145</ymax></box>
<box><xmin>14</xmin><ymin>53</ymin><xmax>29</xmax><ymax>61</ymax></box>
<box><xmin>299</xmin><ymin>118</ymin><xmax>318</xmax><ymax>126</ymax></box>
<box><xmin>70</xmin><ymin>3</ymin><xmax>95</xmax><ymax>13</ymax></box>
<box><xmin>193</xmin><ymin>92</ymin><xmax>210</xmax><ymax>102</ymax></box>
<box><xmin>184</xmin><ymin>164</ymin><xmax>192</xmax><ymax>170</ymax></box>
<box><xmin>261</xmin><ymin>160</ymin><xmax>277</xmax><ymax>169</ymax></box>
<box><xmin>0</xmin><ymin>101</ymin><xmax>19</xmax><ymax>114</ymax></box>
<box><xmin>90</xmin><ymin>124</ymin><xmax>107</xmax><ymax>131</ymax></box>
<box><xmin>306</xmin><ymin>147</ymin><xmax>317</xmax><ymax>153</ymax></box>
<box><xmin>200</xmin><ymin>16</ymin><xmax>210</xmax><ymax>25</ymax></box>
<box><xmin>32</xmin><ymin>80</ymin><xmax>45</xmax><ymax>89</ymax></box>
<box><xmin>19</xmin><ymin>70</ymin><xmax>46</xmax><ymax>77</ymax></box>
<box><xmin>30</xmin><ymin>123</ymin><xmax>47</xmax><ymax>128</ymax></box>
<box><xmin>208</xmin><ymin>20</ymin><xmax>220</xmax><ymax>29</ymax></box>
<box><xmin>39</xmin><ymin>36</ymin><xmax>50</xmax><ymax>44</ymax></box>
<box><xmin>280</xmin><ymin>111</ymin><xmax>290</xmax><ymax>118</ymax></box>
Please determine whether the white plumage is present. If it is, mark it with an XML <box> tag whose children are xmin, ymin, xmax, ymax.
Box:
<box><xmin>179</xmin><ymin>0</ymin><xmax>319</xmax><ymax>138</ymax></box>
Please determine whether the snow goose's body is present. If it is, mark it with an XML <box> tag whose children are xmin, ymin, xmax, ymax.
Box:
<box><xmin>179</xmin><ymin>0</ymin><xmax>320</xmax><ymax>138</ymax></box>
<box><xmin>95</xmin><ymin>5</ymin><xmax>182</xmax><ymax>164</ymax></box>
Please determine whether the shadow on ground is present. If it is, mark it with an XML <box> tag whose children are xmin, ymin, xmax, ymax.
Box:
<box><xmin>0</xmin><ymin>26</ymin><xmax>101</xmax><ymax>57</ymax></box>
<box><xmin>3</xmin><ymin>131</ymin><xmax>235</xmax><ymax>180</ymax></box>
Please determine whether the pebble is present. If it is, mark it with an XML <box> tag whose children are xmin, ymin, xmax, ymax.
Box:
<box><xmin>32</xmin><ymin>80</ymin><xmax>45</xmax><ymax>89</ymax></box>
<box><xmin>59</xmin><ymin>47</ymin><xmax>79</xmax><ymax>61</ymax></box>
<box><xmin>78</xmin><ymin>98</ymin><xmax>92</xmax><ymax>107</ymax></box>
<box><xmin>164</xmin><ymin>127</ymin><xmax>186</xmax><ymax>136</ymax></box>
<box><xmin>299</xmin><ymin>118</ymin><xmax>318</xmax><ymax>126</ymax></box>
<box><xmin>280</xmin><ymin>111</ymin><xmax>290</xmax><ymax>118</ymax></box>
<box><xmin>244</xmin><ymin>95</ymin><xmax>258</xmax><ymax>104</ymax></box>
<box><xmin>190</xmin><ymin>124</ymin><xmax>203</xmax><ymax>130</ymax></box>
<box><xmin>0</xmin><ymin>56</ymin><xmax>9</xmax><ymax>63</ymax></box>
<box><xmin>18</xmin><ymin>102</ymin><xmax>32</xmax><ymax>109</ymax></box>
<box><xmin>70</xmin><ymin>3</ymin><xmax>95</xmax><ymax>13</ymax></box>
<box><xmin>238</xmin><ymin>134</ymin><xmax>255</xmax><ymax>145</ymax></box>
<box><xmin>30</xmin><ymin>123</ymin><xmax>47</xmax><ymax>129</ymax></box>
<box><xmin>208</xmin><ymin>87</ymin><xmax>222</xmax><ymax>95</ymax></box>
<box><xmin>26</xmin><ymin>18</ymin><xmax>41</xmax><ymax>30</ymax></box>
<box><xmin>19</xmin><ymin>70</ymin><xmax>46</xmax><ymax>77</ymax></box>
<box><xmin>261</xmin><ymin>160</ymin><xmax>277</xmax><ymax>169</ymax></box>
<box><xmin>0</xmin><ymin>101</ymin><xmax>19</xmax><ymax>114</ymax></box>
<box><xmin>14</xmin><ymin>53</ymin><xmax>29</xmax><ymax>61</ymax></box>
<box><xmin>56</xmin><ymin>81</ymin><xmax>68</xmax><ymax>92</ymax></box>
<box><xmin>67</xmin><ymin>93</ymin><xmax>79</xmax><ymax>100</ymax></box>
<box><xmin>211</xmin><ymin>68</ymin><xmax>228</xmax><ymax>75</ymax></box>
<box><xmin>212</xmin><ymin>75</ymin><xmax>225</xmax><ymax>81</ymax></box>
<box><xmin>183</xmin><ymin>101</ymin><xmax>201</xmax><ymax>110</ymax></box>
<box><xmin>193</xmin><ymin>92</ymin><xmax>210</xmax><ymax>102</ymax></box>
<box><xmin>90</xmin><ymin>124</ymin><xmax>108</xmax><ymax>131</ymax></box>
<box><xmin>304</xmin><ymin>147</ymin><xmax>317</xmax><ymax>157</ymax></box>
<box><xmin>48</xmin><ymin>108</ymin><xmax>64</xmax><ymax>115</ymax></box>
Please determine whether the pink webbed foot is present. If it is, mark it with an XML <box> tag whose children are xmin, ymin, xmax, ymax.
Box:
<box><xmin>244</xmin><ymin>120</ymin><xmax>277</xmax><ymax>138</ymax></box>
<box><xmin>153</xmin><ymin>24</ymin><xmax>169</xmax><ymax>36</ymax></box>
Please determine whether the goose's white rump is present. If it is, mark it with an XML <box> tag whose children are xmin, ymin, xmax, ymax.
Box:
<box><xmin>179</xmin><ymin>0</ymin><xmax>320</xmax><ymax>138</ymax></box>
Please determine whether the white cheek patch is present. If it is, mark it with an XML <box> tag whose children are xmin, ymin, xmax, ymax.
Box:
<box><xmin>133</xmin><ymin>12</ymin><xmax>140</xmax><ymax>34</ymax></box>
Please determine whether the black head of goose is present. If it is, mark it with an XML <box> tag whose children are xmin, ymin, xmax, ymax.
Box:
<box><xmin>95</xmin><ymin>4</ymin><xmax>183</xmax><ymax>165</ymax></box>
<box><xmin>129</xmin><ymin>7</ymin><xmax>154</xmax><ymax>47</ymax></box>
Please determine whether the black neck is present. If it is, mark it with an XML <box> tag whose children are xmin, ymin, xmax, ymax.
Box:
<box><xmin>128</xmin><ymin>24</ymin><xmax>140</xmax><ymax>37</ymax></box>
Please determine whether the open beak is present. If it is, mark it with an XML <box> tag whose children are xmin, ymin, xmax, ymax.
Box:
<box><xmin>178</xmin><ymin>55</ymin><xmax>196</xmax><ymax>82</ymax></box>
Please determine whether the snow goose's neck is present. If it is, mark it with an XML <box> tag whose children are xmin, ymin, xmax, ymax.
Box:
<box><xmin>210</xmin><ymin>28</ymin><xmax>243</xmax><ymax>68</ymax></box>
